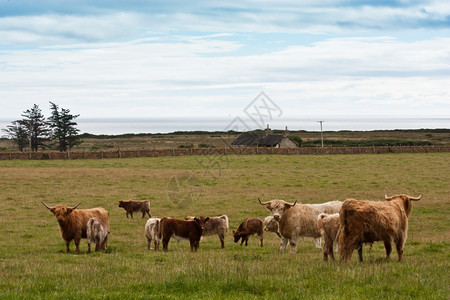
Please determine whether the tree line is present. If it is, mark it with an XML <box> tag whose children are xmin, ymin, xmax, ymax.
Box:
<box><xmin>2</xmin><ymin>102</ymin><xmax>81</xmax><ymax>152</ymax></box>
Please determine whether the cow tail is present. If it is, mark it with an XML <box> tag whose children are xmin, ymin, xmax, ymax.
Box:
<box><xmin>223</xmin><ymin>215</ymin><xmax>229</xmax><ymax>233</ymax></box>
<box><xmin>338</xmin><ymin>209</ymin><xmax>348</xmax><ymax>261</ymax></box>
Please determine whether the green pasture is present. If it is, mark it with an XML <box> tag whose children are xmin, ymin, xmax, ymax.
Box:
<box><xmin>0</xmin><ymin>153</ymin><xmax>449</xmax><ymax>299</ymax></box>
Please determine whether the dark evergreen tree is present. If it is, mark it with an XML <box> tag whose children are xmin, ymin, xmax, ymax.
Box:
<box><xmin>2</xmin><ymin>120</ymin><xmax>29</xmax><ymax>151</ymax></box>
<box><xmin>48</xmin><ymin>102</ymin><xmax>81</xmax><ymax>151</ymax></box>
<box><xmin>21</xmin><ymin>104</ymin><xmax>50</xmax><ymax>151</ymax></box>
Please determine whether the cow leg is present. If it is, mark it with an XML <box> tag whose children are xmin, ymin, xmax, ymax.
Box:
<box><xmin>130</xmin><ymin>212</ymin><xmax>133</xmax><ymax>219</ymax></box>
<box><xmin>147</xmin><ymin>237</ymin><xmax>152</xmax><ymax>250</ymax></box>
<box><xmin>126</xmin><ymin>212</ymin><xmax>129</xmax><ymax>218</ymax></box>
<box><xmin>357</xmin><ymin>245</ymin><xmax>363</xmax><ymax>262</ymax></box>
<box><xmin>154</xmin><ymin>240</ymin><xmax>159</xmax><ymax>251</ymax></box>
<box><xmin>279</xmin><ymin>237</ymin><xmax>288</xmax><ymax>251</ymax></box>
<box><xmin>74</xmin><ymin>238</ymin><xmax>81</xmax><ymax>254</ymax></box>
<box><xmin>87</xmin><ymin>241</ymin><xmax>91</xmax><ymax>253</ymax></box>
<box><xmin>244</xmin><ymin>237</ymin><xmax>249</xmax><ymax>246</ymax></box>
<box><xmin>219</xmin><ymin>234</ymin><xmax>225</xmax><ymax>249</ymax></box>
<box><xmin>395</xmin><ymin>239</ymin><xmax>405</xmax><ymax>261</ymax></box>
<box><xmin>65</xmin><ymin>240</ymin><xmax>71</xmax><ymax>252</ymax></box>
<box><xmin>147</xmin><ymin>211</ymin><xmax>152</xmax><ymax>218</ymax></box>
<box><xmin>384</xmin><ymin>240</ymin><xmax>392</xmax><ymax>259</ymax></box>
<box><xmin>258</xmin><ymin>234</ymin><xmax>263</xmax><ymax>247</ymax></box>
<box><xmin>162</xmin><ymin>236</ymin><xmax>171</xmax><ymax>252</ymax></box>
<box><xmin>163</xmin><ymin>235</ymin><xmax>172</xmax><ymax>252</ymax></box>
<box><xmin>142</xmin><ymin>211</ymin><xmax>145</xmax><ymax>219</ymax></box>
<box><xmin>289</xmin><ymin>237</ymin><xmax>299</xmax><ymax>253</ymax></box>
<box><xmin>95</xmin><ymin>236</ymin><xmax>100</xmax><ymax>252</ymax></box>
<box><xmin>328</xmin><ymin>241</ymin><xmax>335</xmax><ymax>262</ymax></box>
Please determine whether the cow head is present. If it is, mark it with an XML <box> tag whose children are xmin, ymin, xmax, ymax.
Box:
<box><xmin>194</xmin><ymin>216</ymin><xmax>210</xmax><ymax>230</ymax></box>
<box><xmin>258</xmin><ymin>198</ymin><xmax>297</xmax><ymax>221</ymax></box>
<box><xmin>384</xmin><ymin>193</ymin><xmax>421</xmax><ymax>216</ymax></box>
<box><xmin>118</xmin><ymin>201</ymin><xmax>125</xmax><ymax>208</ymax></box>
<box><xmin>41</xmin><ymin>201</ymin><xmax>80</xmax><ymax>225</ymax></box>
<box><xmin>232</xmin><ymin>230</ymin><xmax>243</xmax><ymax>243</ymax></box>
<box><xmin>263</xmin><ymin>216</ymin><xmax>279</xmax><ymax>232</ymax></box>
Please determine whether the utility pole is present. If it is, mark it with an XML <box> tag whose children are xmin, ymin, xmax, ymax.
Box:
<box><xmin>318</xmin><ymin>121</ymin><xmax>324</xmax><ymax>148</ymax></box>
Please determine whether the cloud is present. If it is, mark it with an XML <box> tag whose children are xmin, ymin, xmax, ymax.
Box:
<box><xmin>0</xmin><ymin>33</ymin><xmax>448</xmax><ymax>118</ymax></box>
<box><xmin>0</xmin><ymin>1</ymin><xmax>449</xmax><ymax>46</ymax></box>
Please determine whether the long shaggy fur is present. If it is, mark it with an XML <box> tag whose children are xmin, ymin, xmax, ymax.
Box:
<box><xmin>86</xmin><ymin>218</ymin><xmax>109</xmax><ymax>253</ymax></box>
<box><xmin>43</xmin><ymin>203</ymin><xmax>109</xmax><ymax>253</ymax></box>
<box><xmin>260</xmin><ymin>199</ymin><xmax>342</xmax><ymax>253</ymax></box>
<box><xmin>317</xmin><ymin>213</ymin><xmax>340</xmax><ymax>261</ymax></box>
<box><xmin>338</xmin><ymin>194</ymin><xmax>420</xmax><ymax>262</ymax></box>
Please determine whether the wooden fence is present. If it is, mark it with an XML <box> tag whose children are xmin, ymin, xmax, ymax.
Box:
<box><xmin>0</xmin><ymin>145</ymin><xmax>448</xmax><ymax>160</ymax></box>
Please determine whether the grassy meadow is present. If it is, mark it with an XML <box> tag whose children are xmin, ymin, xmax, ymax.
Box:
<box><xmin>0</xmin><ymin>153</ymin><xmax>449</xmax><ymax>299</ymax></box>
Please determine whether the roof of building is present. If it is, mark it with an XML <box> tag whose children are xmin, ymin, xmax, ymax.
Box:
<box><xmin>231</xmin><ymin>132</ymin><xmax>297</xmax><ymax>147</ymax></box>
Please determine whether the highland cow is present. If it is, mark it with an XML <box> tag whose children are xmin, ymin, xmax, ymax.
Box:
<box><xmin>338</xmin><ymin>194</ymin><xmax>421</xmax><ymax>262</ymax></box>
<box><xmin>42</xmin><ymin>202</ymin><xmax>109</xmax><ymax>254</ymax></box>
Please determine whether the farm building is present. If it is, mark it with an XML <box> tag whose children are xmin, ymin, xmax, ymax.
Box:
<box><xmin>231</xmin><ymin>125</ymin><xmax>299</xmax><ymax>148</ymax></box>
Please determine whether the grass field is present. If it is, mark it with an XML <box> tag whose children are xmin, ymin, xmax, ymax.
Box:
<box><xmin>0</xmin><ymin>153</ymin><xmax>449</xmax><ymax>299</ymax></box>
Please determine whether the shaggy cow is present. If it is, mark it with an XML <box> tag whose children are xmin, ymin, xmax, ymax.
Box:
<box><xmin>233</xmin><ymin>218</ymin><xmax>264</xmax><ymax>247</ymax></box>
<box><xmin>263</xmin><ymin>216</ymin><xmax>281</xmax><ymax>238</ymax></box>
<box><xmin>86</xmin><ymin>218</ymin><xmax>110</xmax><ymax>253</ymax></box>
<box><xmin>185</xmin><ymin>215</ymin><xmax>229</xmax><ymax>248</ymax></box>
<box><xmin>42</xmin><ymin>202</ymin><xmax>109</xmax><ymax>253</ymax></box>
<box><xmin>118</xmin><ymin>200</ymin><xmax>151</xmax><ymax>219</ymax></box>
<box><xmin>159</xmin><ymin>217</ymin><xmax>210</xmax><ymax>252</ymax></box>
<box><xmin>259</xmin><ymin>198</ymin><xmax>342</xmax><ymax>253</ymax></box>
<box><xmin>145</xmin><ymin>217</ymin><xmax>161</xmax><ymax>251</ymax></box>
<box><xmin>338</xmin><ymin>193</ymin><xmax>421</xmax><ymax>262</ymax></box>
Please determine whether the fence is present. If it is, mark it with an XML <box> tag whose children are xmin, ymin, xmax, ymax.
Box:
<box><xmin>0</xmin><ymin>145</ymin><xmax>448</xmax><ymax>160</ymax></box>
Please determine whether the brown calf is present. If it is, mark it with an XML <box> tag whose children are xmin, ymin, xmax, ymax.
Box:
<box><xmin>185</xmin><ymin>215</ymin><xmax>229</xmax><ymax>248</ymax></box>
<box><xmin>118</xmin><ymin>200</ymin><xmax>151</xmax><ymax>219</ymax></box>
<box><xmin>42</xmin><ymin>202</ymin><xmax>109</xmax><ymax>254</ymax></box>
<box><xmin>159</xmin><ymin>217</ymin><xmax>210</xmax><ymax>252</ymax></box>
<box><xmin>233</xmin><ymin>218</ymin><xmax>264</xmax><ymax>247</ymax></box>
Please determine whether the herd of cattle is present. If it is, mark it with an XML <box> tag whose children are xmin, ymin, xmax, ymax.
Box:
<box><xmin>41</xmin><ymin>193</ymin><xmax>421</xmax><ymax>262</ymax></box>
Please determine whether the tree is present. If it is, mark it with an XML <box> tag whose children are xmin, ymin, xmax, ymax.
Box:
<box><xmin>21</xmin><ymin>104</ymin><xmax>50</xmax><ymax>151</ymax></box>
<box><xmin>48</xmin><ymin>102</ymin><xmax>81</xmax><ymax>151</ymax></box>
<box><xmin>2</xmin><ymin>120</ymin><xmax>29</xmax><ymax>151</ymax></box>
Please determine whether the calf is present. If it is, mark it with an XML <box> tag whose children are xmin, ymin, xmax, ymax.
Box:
<box><xmin>263</xmin><ymin>216</ymin><xmax>281</xmax><ymax>238</ymax></box>
<box><xmin>160</xmin><ymin>217</ymin><xmax>210</xmax><ymax>252</ymax></box>
<box><xmin>118</xmin><ymin>200</ymin><xmax>151</xmax><ymax>219</ymax></box>
<box><xmin>317</xmin><ymin>213</ymin><xmax>340</xmax><ymax>261</ymax></box>
<box><xmin>185</xmin><ymin>215</ymin><xmax>229</xmax><ymax>248</ymax></box>
<box><xmin>86</xmin><ymin>218</ymin><xmax>110</xmax><ymax>253</ymax></box>
<box><xmin>233</xmin><ymin>218</ymin><xmax>264</xmax><ymax>247</ymax></box>
<box><xmin>145</xmin><ymin>217</ymin><xmax>161</xmax><ymax>251</ymax></box>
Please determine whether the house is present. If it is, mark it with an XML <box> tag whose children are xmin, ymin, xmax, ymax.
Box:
<box><xmin>231</xmin><ymin>125</ymin><xmax>299</xmax><ymax>148</ymax></box>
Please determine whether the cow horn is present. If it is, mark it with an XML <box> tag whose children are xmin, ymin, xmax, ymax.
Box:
<box><xmin>258</xmin><ymin>198</ymin><xmax>268</xmax><ymax>205</ymax></box>
<box><xmin>41</xmin><ymin>201</ymin><xmax>54</xmax><ymax>210</ymax></box>
<box><xmin>410</xmin><ymin>194</ymin><xmax>422</xmax><ymax>201</ymax></box>
<box><xmin>292</xmin><ymin>200</ymin><xmax>297</xmax><ymax>206</ymax></box>
<box><xmin>70</xmin><ymin>202</ymin><xmax>81</xmax><ymax>210</ymax></box>
<box><xmin>384</xmin><ymin>193</ymin><xmax>394</xmax><ymax>200</ymax></box>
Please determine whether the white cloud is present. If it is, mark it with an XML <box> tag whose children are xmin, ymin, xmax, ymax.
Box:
<box><xmin>0</xmin><ymin>34</ymin><xmax>448</xmax><ymax>119</ymax></box>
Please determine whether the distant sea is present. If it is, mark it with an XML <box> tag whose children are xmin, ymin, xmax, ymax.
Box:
<box><xmin>1</xmin><ymin>116</ymin><xmax>449</xmax><ymax>135</ymax></box>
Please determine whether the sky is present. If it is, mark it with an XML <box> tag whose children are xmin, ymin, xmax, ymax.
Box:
<box><xmin>0</xmin><ymin>0</ymin><xmax>449</xmax><ymax>133</ymax></box>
